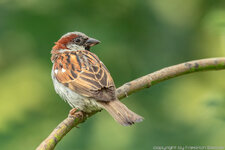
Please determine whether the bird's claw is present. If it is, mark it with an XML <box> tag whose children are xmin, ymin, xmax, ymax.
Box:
<box><xmin>68</xmin><ymin>108</ymin><xmax>84</xmax><ymax>120</ymax></box>
<box><xmin>69</xmin><ymin>108</ymin><xmax>78</xmax><ymax>115</ymax></box>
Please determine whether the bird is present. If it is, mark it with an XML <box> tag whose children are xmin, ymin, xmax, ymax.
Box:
<box><xmin>51</xmin><ymin>31</ymin><xmax>143</xmax><ymax>126</ymax></box>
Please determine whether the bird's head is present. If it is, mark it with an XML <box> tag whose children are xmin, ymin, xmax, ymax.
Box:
<box><xmin>52</xmin><ymin>31</ymin><xmax>100</xmax><ymax>52</ymax></box>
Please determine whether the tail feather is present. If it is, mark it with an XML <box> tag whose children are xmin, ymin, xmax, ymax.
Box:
<box><xmin>99</xmin><ymin>100</ymin><xmax>143</xmax><ymax>126</ymax></box>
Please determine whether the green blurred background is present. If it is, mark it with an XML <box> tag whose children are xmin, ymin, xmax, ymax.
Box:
<box><xmin>0</xmin><ymin>0</ymin><xmax>225</xmax><ymax>149</ymax></box>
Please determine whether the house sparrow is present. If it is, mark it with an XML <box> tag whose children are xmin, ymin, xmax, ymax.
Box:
<box><xmin>51</xmin><ymin>31</ymin><xmax>143</xmax><ymax>126</ymax></box>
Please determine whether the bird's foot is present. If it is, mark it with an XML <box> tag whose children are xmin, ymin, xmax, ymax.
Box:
<box><xmin>68</xmin><ymin>108</ymin><xmax>84</xmax><ymax>127</ymax></box>
<box><xmin>69</xmin><ymin>108</ymin><xmax>78</xmax><ymax>116</ymax></box>
<box><xmin>69</xmin><ymin>108</ymin><xmax>84</xmax><ymax>118</ymax></box>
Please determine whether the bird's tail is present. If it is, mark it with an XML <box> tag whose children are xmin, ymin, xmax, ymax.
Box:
<box><xmin>99</xmin><ymin>100</ymin><xmax>143</xmax><ymax>126</ymax></box>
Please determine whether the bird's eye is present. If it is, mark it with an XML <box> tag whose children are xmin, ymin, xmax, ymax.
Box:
<box><xmin>73</xmin><ymin>37</ymin><xmax>82</xmax><ymax>45</ymax></box>
<box><xmin>75</xmin><ymin>38</ymin><xmax>81</xmax><ymax>43</ymax></box>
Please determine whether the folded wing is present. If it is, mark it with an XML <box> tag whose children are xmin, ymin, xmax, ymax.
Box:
<box><xmin>53</xmin><ymin>50</ymin><xmax>116</xmax><ymax>101</ymax></box>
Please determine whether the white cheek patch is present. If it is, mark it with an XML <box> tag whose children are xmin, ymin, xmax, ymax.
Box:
<box><xmin>62</xmin><ymin>68</ymin><xmax>66</xmax><ymax>72</ymax></box>
<box><xmin>55</xmin><ymin>69</ymin><xmax>58</xmax><ymax>74</ymax></box>
<box><xmin>66</xmin><ymin>43</ymin><xmax>85</xmax><ymax>50</ymax></box>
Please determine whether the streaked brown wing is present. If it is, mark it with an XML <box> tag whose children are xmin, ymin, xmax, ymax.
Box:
<box><xmin>53</xmin><ymin>50</ymin><xmax>116</xmax><ymax>101</ymax></box>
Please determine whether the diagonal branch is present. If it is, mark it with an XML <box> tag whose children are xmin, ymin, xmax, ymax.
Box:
<box><xmin>36</xmin><ymin>57</ymin><xmax>225</xmax><ymax>150</ymax></box>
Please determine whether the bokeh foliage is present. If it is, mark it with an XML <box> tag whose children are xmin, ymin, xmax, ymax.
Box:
<box><xmin>0</xmin><ymin>0</ymin><xmax>225</xmax><ymax>149</ymax></box>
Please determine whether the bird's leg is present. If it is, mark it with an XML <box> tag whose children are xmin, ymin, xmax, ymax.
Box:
<box><xmin>69</xmin><ymin>108</ymin><xmax>78</xmax><ymax>115</ymax></box>
<box><xmin>69</xmin><ymin>108</ymin><xmax>84</xmax><ymax>118</ymax></box>
<box><xmin>68</xmin><ymin>108</ymin><xmax>84</xmax><ymax>128</ymax></box>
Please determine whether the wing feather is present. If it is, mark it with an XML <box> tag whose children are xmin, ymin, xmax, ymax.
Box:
<box><xmin>53</xmin><ymin>50</ymin><xmax>116</xmax><ymax>101</ymax></box>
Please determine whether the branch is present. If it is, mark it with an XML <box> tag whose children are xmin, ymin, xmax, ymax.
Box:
<box><xmin>36</xmin><ymin>57</ymin><xmax>225</xmax><ymax>150</ymax></box>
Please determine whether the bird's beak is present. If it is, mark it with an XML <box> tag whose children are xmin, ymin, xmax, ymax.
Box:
<box><xmin>85</xmin><ymin>38</ymin><xmax>100</xmax><ymax>47</ymax></box>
